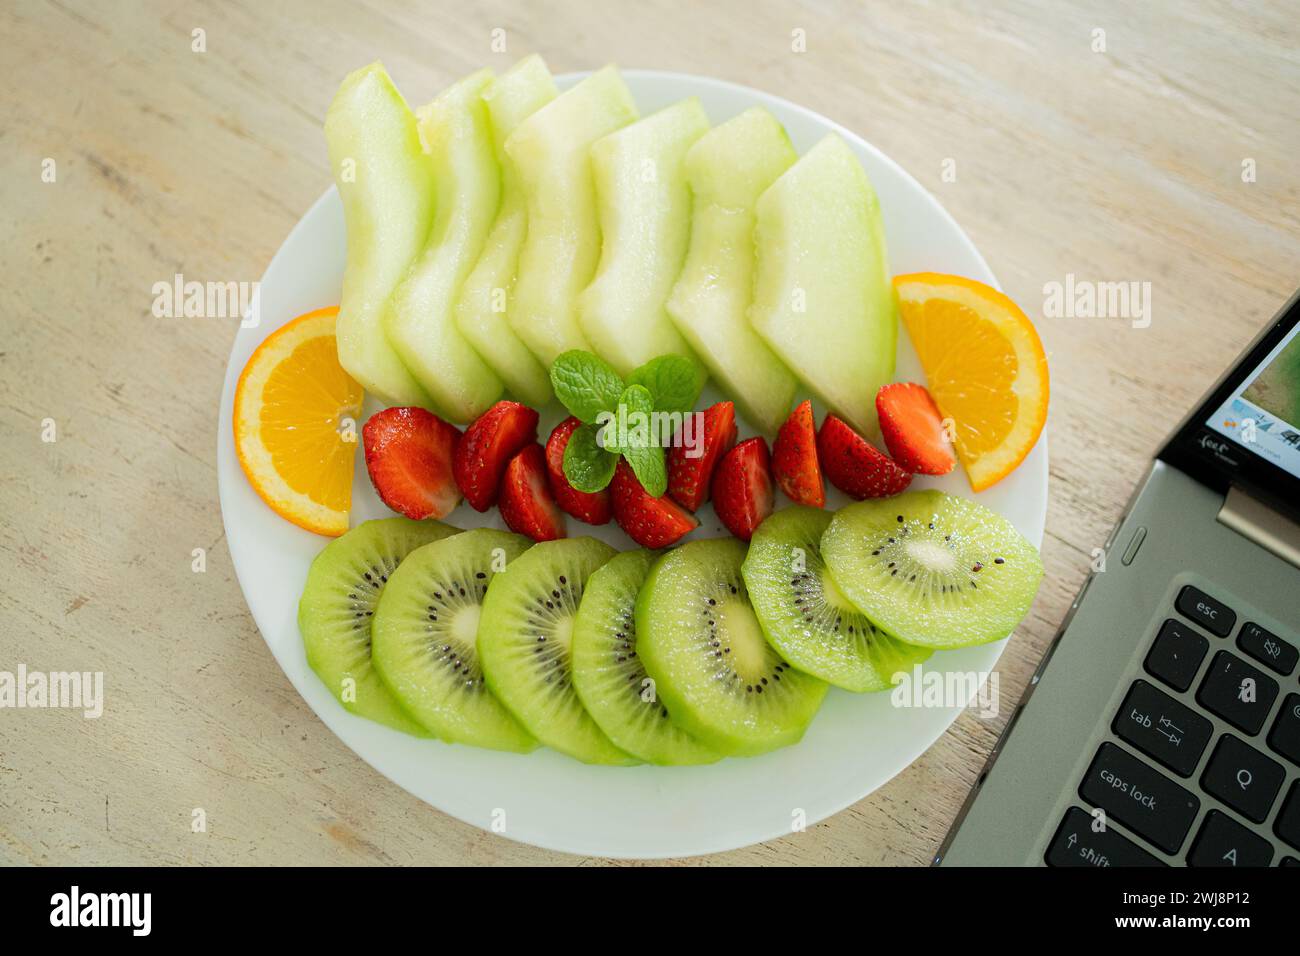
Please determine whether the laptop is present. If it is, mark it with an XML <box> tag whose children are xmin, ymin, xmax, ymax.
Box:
<box><xmin>937</xmin><ymin>290</ymin><xmax>1300</xmax><ymax>867</ymax></box>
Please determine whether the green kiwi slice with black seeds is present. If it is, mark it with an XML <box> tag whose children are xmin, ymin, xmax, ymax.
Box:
<box><xmin>636</xmin><ymin>538</ymin><xmax>828</xmax><ymax>757</ymax></box>
<box><xmin>477</xmin><ymin>537</ymin><xmax>638</xmax><ymax>765</ymax></box>
<box><xmin>298</xmin><ymin>517</ymin><xmax>459</xmax><ymax>735</ymax></box>
<box><xmin>743</xmin><ymin>506</ymin><xmax>932</xmax><ymax>691</ymax></box>
<box><xmin>571</xmin><ymin>549</ymin><xmax>721</xmax><ymax>765</ymax></box>
<box><xmin>821</xmin><ymin>489</ymin><xmax>1043</xmax><ymax>648</ymax></box>
<box><xmin>371</xmin><ymin>528</ymin><xmax>537</xmax><ymax>753</ymax></box>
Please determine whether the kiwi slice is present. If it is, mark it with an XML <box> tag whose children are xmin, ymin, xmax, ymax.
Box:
<box><xmin>742</xmin><ymin>506</ymin><xmax>932</xmax><ymax>692</ymax></box>
<box><xmin>821</xmin><ymin>489</ymin><xmax>1044</xmax><ymax>649</ymax></box>
<box><xmin>299</xmin><ymin>517</ymin><xmax>459</xmax><ymax>735</ymax></box>
<box><xmin>478</xmin><ymin>537</ymin><xmax>638</xmax><ymax>764</ymax></box>
<box><xmin>371</xmin><ymin>529</ymin><xmax>537</xmax><ymax>753</ymax></box>
<box><xmin>571</xmin><ymin>550</ymin><xmax>721</xmax><ymax>765</ymax></box>
<box><xmin>636</xmin><ymin>538</ymin><xmax>828</xmax><ymax>757</ymax></box>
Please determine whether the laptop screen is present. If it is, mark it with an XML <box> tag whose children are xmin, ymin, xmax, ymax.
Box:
<box><xmin>1159</xmin><ymin>289</ymin><xmax>1300</xmax><ymax>521</ymax></box>
<box><xmin>1203</xmin><ymin>321</ymin><xmax>1300</xmax><ymax>481</ymax></box>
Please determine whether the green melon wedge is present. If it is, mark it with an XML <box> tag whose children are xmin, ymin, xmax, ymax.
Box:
<box><xmin>577</xmin><ymin>98</ymin><xmax>709</xmax><ymax>378</ymax></box>
<box><xmin>505</xmin><ymin>65</ymin><xmax>639</xmax><ymax>367</ymax></box>
<box><xmin>454</xmin><ymin>55</ymin><xmax>559</xmax><ymax>407</ymax></box>
<box><xmin>325</xmin><ymin>62</ymin><xmax>437</xmax><ymax>408</ymax></box>
<box><xmin>750</xmin><ymin>134</ymin><xmax>896</xmax><ymax>438</ymax></box>
<box><xmin>666</xmin><ymin>107</ymin><xmax>799</xmax><ymax>434</ymax></box>
<box><xmin>384</xmin><ymin>69</ymin><xmax>504</xmax><ymax>423</ymax></box>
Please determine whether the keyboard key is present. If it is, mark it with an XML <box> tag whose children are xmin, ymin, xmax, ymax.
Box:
<box><xmin>1268</xmin><ymin>693</ymin><xmax>1300</xmax><ymax>766</ymax></box>
<box><xmin>1112</xmin><ymin>680</ymin><xmax>1212</xmax><ymax>777</ymax></box>
<box><xmin>1187</xmin><ymin>810</ymin><xmax>1274</xmax><ymax>867</ymax></box>
<box><xmin>1200</xmin><ymin>734</ymin><xmax>1285</xmax><ymax>823</ymax></box>
<box><xmin>1277</xmin><ymin>782</ymin><xmax>1300</xmax><ymax>851</ymax></box>
<box><xmin>1145</xmin><ymin>619</ymin><xmax>1209</xmax><ymax>692</ymax></box>
<box><xmin>1197</xmin><ymin>651</ymin><xmax>1278</xmax><ymax>735</ymax></box>
<box><xmin>1176</xmin><ymin>585</ymin><xmax>1236</xmax><ymax>637</ymax></box>
<box><xmin>1079</xmin><ymin>743</ymin><xmax>1200</xmax><ymax>854</ymax></box>
<box><xmin>1045</xmin><ymin>806</ymin><xmax>1164</xmax><ymax>867</ymax></box>
<box><xmin>1237</xmin><ymin>622</ymin><xmax>1297</xmax><ymax>676</ymax></box>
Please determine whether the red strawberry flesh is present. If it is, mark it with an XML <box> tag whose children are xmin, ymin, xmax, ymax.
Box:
<box><xmin>876</xmin><ymin>383</ymin><xmax>956</xmax><ymax>476</ymax></box>
<box><xmin>362</xmin><ymin>407</ymin><xmax>463</xmax><ymax>520</ymax></box>
<box><xmin>667</xmin><ymin>400</ymin><xmax>737</xmax><ymax>512</ymax></box>
<box><xmin>498</xmin><ymin>443</ymin><xmax>565</xmax><ymax>542</ymax></box>
<box><xmin>772</xmin><ymin>399</ymin><xmax>825</xmax><ymax>507</ymax></box>
<box><xmin>454</xmin><ymin>400</ymin><xmax>539</xmax><ymax>511</ymax></box>
<box><xmin>611</xmin><ymin>460</ymin><xmax>698</xmax><ymax>548</ymax></box>
<box><xmin>711</xmin><ymin>436</ymin><xmax>774</xmax><ymax>541</ymax></box>
<box><xmin>817</xmin><ymin>414</ymin><xmax>912</xmax><ymax>499</ymax></box>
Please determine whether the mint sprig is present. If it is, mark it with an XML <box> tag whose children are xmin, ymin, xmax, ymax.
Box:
<box><xmin>550</xmin><ymin>351</ymin><xmax>702</xmax><ymax>496</ymax></box>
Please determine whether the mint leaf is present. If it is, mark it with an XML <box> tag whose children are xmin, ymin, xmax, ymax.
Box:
<box><xmin>562</xmin><ymin>423</ymin><xmax>618</xmax><ymax>493</ymax></box>
<box><xmin>610</xmin><ymin>385</ymin><xmax>666</xmax><ymax>495</ymax></box>
<box><xmin>607</xmin><ymin>384</ymin><xmax>656</xmax><ymax>454</ymax></box>
<box><xmin>628</xmin><ymin>354</ymin><xmax>703</xmax><ymax>416</ymax></box>
<box><xmin>550</xmin><ymin>350</ymin><xmax>625</xmax><ymax>423</ymax></box>
<box><xmin>623</xmin><ymin>443</ymin><xmax>667</xmax><ymax>497</ymax></box>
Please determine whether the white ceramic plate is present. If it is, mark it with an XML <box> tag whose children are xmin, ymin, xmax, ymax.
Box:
<box><xmin>217</xmin><ymin>70</ymin><xmax>1047</xmax><ymax>858</ymax></box>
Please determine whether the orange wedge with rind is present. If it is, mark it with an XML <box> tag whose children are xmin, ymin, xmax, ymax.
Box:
<box><xmin>894</xmin><ymin>273</ymin><xmax>1048</xmax><ymax>492</ymax></box>
<box><xmin>234</xmin><ymin>306</ymin><xmax>364</xmax><ymax>535</ymax></box>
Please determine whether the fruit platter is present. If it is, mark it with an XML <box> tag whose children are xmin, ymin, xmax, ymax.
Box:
<box><xmin>216</xmin><ymin>60</ymin><xmax>1049</xmax><ymax>857</ymax></box>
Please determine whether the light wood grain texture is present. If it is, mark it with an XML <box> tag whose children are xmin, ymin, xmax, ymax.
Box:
<box><xmin>1</xmin><ymin>0</ymin><xmax>1297</xmax><ymax>866</ymax></box>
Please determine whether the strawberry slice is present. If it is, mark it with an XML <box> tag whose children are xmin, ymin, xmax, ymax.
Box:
<box><xmin>817</xmin><ymin>414</ymin><xmax>913</xmax><ymax>499</ymax></box>
<box><xmin>453</xmin><ymin>400</ymin><xmax>540</xmax><ymax>511</ymax></box>
<box><xmin>611</xmin><ymin>460</ymin><xmax>699</xmax><ymax>548</ymax></box>
<box><xmin>362</xmin><ymin>407</ymin><xmax>463</xmax><ymax>520</ymax></box>
<box><xmin>667</xmin><ymin>400</ymin><xmax>737</xmax><ymax>512</ymax></box>
<box><xmin>772</xmin><ymin>399</ymin><xmax>824</xmax><ymax>507</ymax></box>
<box><xmin>711</xmin><ymin>437</ymin><xmax>774</xmax><ymax>541</ymax></box>
<box><xmin>545</xmin><ymin>416</ymin><xmax>612</xmax><ymax>526</ymax></box>
<box><xmin>876</xmin><ymin>383</ymin><xmax>956</xmax><ymax>476</ymax></box>
<box><xmin>498</xmin><ymin>444</ymin><xmax>565</xmax><ymax>541</ymax></box>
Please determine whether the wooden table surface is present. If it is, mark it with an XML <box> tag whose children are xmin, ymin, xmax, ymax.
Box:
<box><xmin>2</xmin><ymin>0</ymin><xmax>1297</xmax><ymax>866</ymax></box>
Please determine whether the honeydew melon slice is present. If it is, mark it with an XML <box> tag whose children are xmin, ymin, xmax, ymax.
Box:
<box><xmin>325</xmin><ymin>62</ymin><xmax>437</xmax><ymax>408</ymax></box>
<box><xmin>749</xmin><ymin>134</ymin><xmax>897</xmax><ymax>438</ymax></box>
<box><xmin>577</xmin><ymin>98</ymin><xmax>709</xmax><ymax>378</ymax></box>
<box><xmin>665</xmin><ymin>107</ymin><xmax>799</xmax><ymax>433</ymax></box>
<box><xmin>505</xmin><ymin>65</ymin><xmax>639</xmax><ymax>367</ymax></box>
<box><xmin>453</xmin><ymin>55</ymin><xmax>558</xmax><ymax>407</ymax></box>
<box><xmin>384</xmin><ymin>69</ymin><xmax>505</xmax><ymax>423</ymax></box>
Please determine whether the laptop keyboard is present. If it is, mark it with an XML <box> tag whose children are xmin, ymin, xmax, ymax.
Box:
<box><xmin>1047</xmin><ymin>585</ymin><xmax>1300</xmax><ymax>866</ymax></box>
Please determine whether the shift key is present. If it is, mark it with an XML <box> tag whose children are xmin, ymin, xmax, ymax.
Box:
<box><xmin>1112</xmin><ymin>680</ymin><xmax>1213</xmax><ymax>777</ymax></box>
<box><xmin>1080</xmin><ymin>743</ymin><xmax>1200</xmax><ymax>855</ymax></box>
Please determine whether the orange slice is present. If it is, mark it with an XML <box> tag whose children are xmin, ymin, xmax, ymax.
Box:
<box><xmin>234</xmin><ymin>306</ymin><xmax>364</xmax><ymax>535</ymax></box>
<box><xmin>893</xmin><ymin>273</ymin><xmax>1048</xmax><ymax>492</ymax></box>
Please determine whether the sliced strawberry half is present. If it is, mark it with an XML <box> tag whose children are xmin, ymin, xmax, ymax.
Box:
<box><xmin>817</xmin><ymin>414</ymin><xmax>913</xmax><ymax>499</ymax></box>
<box><xmin>362</xmin><ymin>407</ymin><xmax>463</xmax><ymax>520</ymax></box>
<box><xmin>454</xmin><ymin>400</ymin><xmax>539</xmax><ymax>512</ymax></box>
<box><xmin>545</xmin><ymin>416</ymin><xmax>612</xmax><ymax>526</ymax></box>
<box><xmin>667</xmin><ymin>400</ymin><xmax>737</xmax><ymax>512</ymax></box>
<box><xmin>711</xmin><ymin>437</ymin><xmax>774</xmax><ymax>541</ymax></box>
<box><xmin>611</xmin><ymin>460</ymin><xmax>699</xmax><ymax>548</ymax></box>
<box><xmin>876</xmin><ymin>382</ymin><xmax>956</xmax><ymax>476</ymax></box>
<box><xmin>498</xmin><ymin>443</ymin><xmax>565</xmax><ymax>542</ymax></box>
<box><xmin>772</xmin><ymin>399</ymin><xmax>825</xmax><ymax>507</ymax></box>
